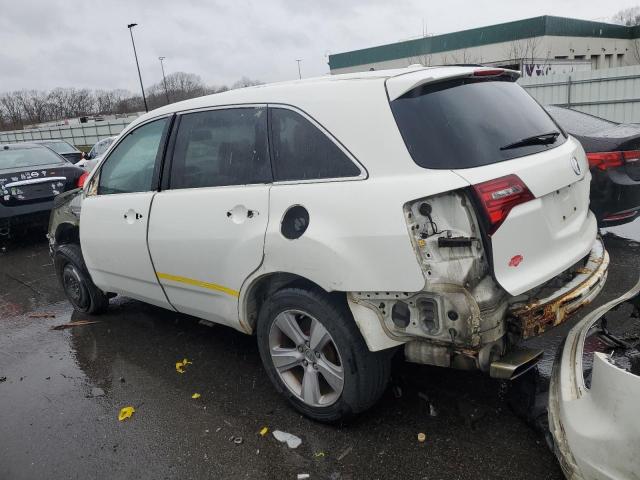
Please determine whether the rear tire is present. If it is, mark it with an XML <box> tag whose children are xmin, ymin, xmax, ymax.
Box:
<box><xmin>54</xmin><ymin>243</ymin><xmax>108</xmax><ymax>314</ymax></box>
<box><xmin>257</xmin><ymin>287</ymin><xmax>391</xmax><ymax>422</ymax></box>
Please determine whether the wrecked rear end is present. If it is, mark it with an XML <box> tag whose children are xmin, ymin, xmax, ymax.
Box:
<box><xmin>549</xmin><ymin>277</ymin><xmax>640</xmax><ymax>480</ymax></box>
<box><xmin>352</xmin><ymin>68</ymin><xmax>608</xmax><ymax>378</ymax></box>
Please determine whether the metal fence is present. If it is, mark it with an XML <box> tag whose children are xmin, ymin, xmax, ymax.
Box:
<box><xmin>0</xmin><ymin>114</ymin><xmax>139</xmax><ymax>147</ymax></box>
<box><xmin>519</xmin><ymin>65</ymin><xmax>640</xmax><ymax>123</ymax></box>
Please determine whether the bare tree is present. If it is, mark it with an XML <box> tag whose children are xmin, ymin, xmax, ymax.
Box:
<box><xmin>0</xmin><ymin>72</ymin><xmax>264</xmax><ymax>131</ymax></box>
<box><xmin>231</xmin><ymin>77</ymin><xmax>264</xmax><ymax>89</ymax></box>
<box><xmin>632</xmin><ymin>39</ymin><xmax>640</xmax><ymax>64</ymax></box>
<box><xmin>95</xmin><ymin>89</ymin><xmax>130</xmax><ymax>115</ymax></box>
<box><xmin>407</xmin><ymin>53</ymin><xmax>432</xmax><ymax>66</ymax></box>
<box><xmin>611</xmin><ymin>6</ymin><xmax>640</xmax><ymax>26</ymax></box>
<box><xmin>0</xmin><ymin>92</ymin><xmax>25</xmax><ymax>129</ymax></box>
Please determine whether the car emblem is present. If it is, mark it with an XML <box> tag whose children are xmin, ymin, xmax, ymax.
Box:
<box><xmin>509</xmin><ymin>255</ymin><xmax>523</xmax><ymax>267</ymax></box>
<box><xmin>571</xmin><ymin>157</ymin><xmax>582</xmax><ymax>176</ymax></box>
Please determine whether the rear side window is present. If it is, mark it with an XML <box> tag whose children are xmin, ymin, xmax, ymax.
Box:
<box><xmin>269</xmin><ymin>108</ymin><xmax>361</xmax><ymax>181</ymax></box>
<box><xmin>390</xmin><ymin>79</ymin><xmax>566</xmax><ymax>169</ymax></box>
<box><xmin>170</xmin><ymin>107</ymin><xmax>271</xmax><ymax>189</ymax></box>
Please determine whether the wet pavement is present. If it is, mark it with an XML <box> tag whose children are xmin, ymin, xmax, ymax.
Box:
<box><xmin>1</xmin><ymin>222</ymin><xmax>638</xmax><ymax>480</ymax></box>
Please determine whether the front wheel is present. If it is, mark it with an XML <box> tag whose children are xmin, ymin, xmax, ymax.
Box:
<box><xmin>54</xmin><ymin>243</ymin><xmax>109</xmax><ymax>314</ymax></box>
<box><xmin>257</xmin><ymin>287</ymin><xmax>391</xmax><ymax>422</ymax></box>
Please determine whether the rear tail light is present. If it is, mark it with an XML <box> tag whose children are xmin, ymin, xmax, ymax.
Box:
<box><xmin>623</xmin><ymin>150</ymin><xmax>640</xmax><ymax>164</ymax></box>
<box><xmin>603</xmin><ymin>210</ymin><xmax>639</xmax><ymax>222</ymax></box>
<box><xmin>586</xmin><ymin>150</ymin><xmax>640</xmax><ymax>170</ymax></box>
<box><xmin>77</xmin><ymin>172</ymin><xmax>89</xmax><ymax>188</ymax></box>
<box><xmin>472</xmin><ymin>175</ymin><xmax>535</xmax><ymax>234</ymax></box>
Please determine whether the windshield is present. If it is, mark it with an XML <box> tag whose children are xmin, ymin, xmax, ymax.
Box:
<box><xmin>91</xmin><ymin>137</ymin><xmax>115</xmax><ymax>157</ymax></box>
<box><xmin>0</xmin><ymin>146</ymin><xmax>66</xmax><ymax>169</ymax></box>
<box><xmin>41</xmin><ymin>141</ymin><xmax>77</xmax><ymax>155</ymax></box>
<box><xmin>390</xmin><ymin>79</ymin><xmax>566</xmax><ymax>169</ymax></box>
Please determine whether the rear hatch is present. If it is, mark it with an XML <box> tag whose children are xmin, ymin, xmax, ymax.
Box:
<box><xmin>388</xmin><ymin>69</ymin><xmax>596</xmax><ymax>296</ymax></box>
<box><xmin>0</xmin><ymin>146</ymin><xmax>82</xmax><ymax>207</ymax></box>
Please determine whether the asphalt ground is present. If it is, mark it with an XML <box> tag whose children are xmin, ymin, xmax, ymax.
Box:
<box><xmin>0</xmin><ymin>219</ymin><xmax>638</xmax><ymax>480</ymax></box>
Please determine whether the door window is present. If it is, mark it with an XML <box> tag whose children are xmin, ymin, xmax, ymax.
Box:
<box><xmin>170</xmin><ymin>107</ymin><xmax>271</xmax><ymax>189</ymax></box>
<box><xmin>269</xmin><ymin>108</ymin><xmax>361</xmax><ymax>181</ymax></box>
<box><xmin>98</xmin><ymin>118</ymin><xmax>169</xmax><ymax>195</ymax></box>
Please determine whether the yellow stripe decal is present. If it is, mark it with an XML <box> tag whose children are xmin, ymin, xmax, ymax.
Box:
<box><xmin>156</xmin><ymin>272</ymin><xmax>240</xmax><ymax>298</ymax></box>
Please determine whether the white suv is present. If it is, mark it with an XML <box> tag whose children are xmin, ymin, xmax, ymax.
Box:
<box><xmin>49</xmin><ymin>66</ymin><xmax>609</xmax><ymax>421</ymax></box>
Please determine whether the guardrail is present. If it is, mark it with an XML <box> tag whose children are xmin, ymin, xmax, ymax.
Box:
<box><xmin>0</xmin><ymin>115</ymin><xmax>140</xmax><ymax>147</ymax></box>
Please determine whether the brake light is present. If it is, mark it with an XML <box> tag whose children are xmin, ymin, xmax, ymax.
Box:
<box><xmin>473</xmin><ymin>68</ymin><xmax>505</xmax><ymax>77</ymax></box>
<box><xmin>473</xmin><ymin>175</ymin><xmax>535</xmax><ymax>234</ymax></box>
<box><xmin>77</xmin><ymin>172</ymin><xmax>89</xmax><ymax>188</ymax></box>
<box><xmin>586</xmin><ymin>149</ymin><xmax>640</xmax><ymax>170</ymax></box>
<box><xmin>623</xmin><ymin>150</ymin><xmax>640</xmax><ymax>163</ymax></box>
<box><xmin>586</xmin><ymin>152</ymin><xmax>623</xmax><ymax>171</ymax></box>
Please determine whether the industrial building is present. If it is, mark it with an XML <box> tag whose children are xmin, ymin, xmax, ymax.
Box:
<box><xmin>328</xmin><ymin>16</ymin><xmax>640</xmax><ymax>77</ymax></box>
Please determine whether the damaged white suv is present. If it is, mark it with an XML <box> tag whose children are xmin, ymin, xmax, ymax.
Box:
<box><xmin>49</xmin><ymin>66</ymin><xmax>609</xmax><ymax>421</ymax></box>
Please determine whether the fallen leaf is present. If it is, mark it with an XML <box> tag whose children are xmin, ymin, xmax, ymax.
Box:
<box><xmin>29</xmin><ymin>313</ymin><xmax>56</xmax><ymax>318</ymax></box>
<box><xmin>175</xmin><ymin>358</ymin><xmax>193</xmax><ymax>374</ymax></box>
<box><xmin>259</xmin><ymin>427</ymin><xmax>269</xmax><ymax>436</ymax></box>
<box><xmin>118</xmin><ymin>406</ymin><xmax>135</xmax><ymax>421</ymax></box>
<box><xmin>192</xmin><ymin>393</ymin><xmax>201</xmax><ymax>399</ymax></box>
<box><xmin>51</xmin><ymin>320</ymin><xmax>99</xmax><ymax>331</ymax></box>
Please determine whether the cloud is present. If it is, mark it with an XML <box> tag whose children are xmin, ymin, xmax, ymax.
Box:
<box><xmin>0</xmin><ymin>0</ymin><xmax>637</xmax><ymax>93</ymax></box>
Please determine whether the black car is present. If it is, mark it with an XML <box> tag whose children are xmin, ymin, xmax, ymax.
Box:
<box><xmin>546</xmin><ymin>106</ymin><xmax>640</xmax><ymax>227</ymax></box>
<box><xmin>33</xmin><ymin>140</ymin><xmax>84</xmax><ymax>164</ymax></box>
<box><xmin>0</xmin><ymin>143</ymin><xmax>86</xmax><ymax>237</ymax></box>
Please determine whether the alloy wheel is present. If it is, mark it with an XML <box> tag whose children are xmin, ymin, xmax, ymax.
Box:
<box><xmin>268</xmin><ymin>309</ymin><xmax>344</xmax><ymax>407</ymax></box>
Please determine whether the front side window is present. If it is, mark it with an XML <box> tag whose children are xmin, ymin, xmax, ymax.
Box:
<box><xmin>98</xmin><ymin>118</ymin><xmax>168</xmax><ymax>195</ymax></box>
<box><xmin>170</xmin><ymin>107</ymin><xmax>271</xmax><ymax>189</ymax></box>
<box><xmin>269</xmin><ymin>108</ymin><xmax>361</xmax><ymax>181</ymax></box>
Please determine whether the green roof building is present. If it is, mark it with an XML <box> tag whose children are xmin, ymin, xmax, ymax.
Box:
<box><xmin>329</xmin><ymin>16</ymin><xmax>640</xmax><ymax>77</ymax></box>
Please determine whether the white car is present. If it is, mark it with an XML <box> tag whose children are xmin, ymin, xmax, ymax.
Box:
<box><xmin>76</xmin><ymin>136</ymin><xmax>116</xmax><ymax>171</ymax></box>
<box><xmin>48</xmin><ymin>66</ymin><xmax>609</xmax><ymax>421</ymax></box>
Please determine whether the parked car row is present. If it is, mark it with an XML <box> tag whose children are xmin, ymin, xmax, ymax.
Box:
<box><xmin>3</xmin><ymin>66</ymin><xmax>639</xmax><ymax>428</ymax></box>
<box><xmin>0</xmin><ymin>143</ymin><xmax>85</xmax><ymax>237</ymax></box>
<box><xmin>0</xmin><ymin>136</ymin><xmax>115</xmax><ymax>237</ymax></box>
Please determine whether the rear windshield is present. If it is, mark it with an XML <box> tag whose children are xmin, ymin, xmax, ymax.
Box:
<box><xmin>390</xmin><ymin>79</ymin><xmax>566</xmax><ymax>169</ymax></box>
<box><xmin>41</xmin><ymin>141</ymin><xmax>77</xmax><ymax>155</ymax></box>
<box><xmin>0</xmin><ymin>146</ymin><xmax>65</xmax><ymax>169</ymax></box>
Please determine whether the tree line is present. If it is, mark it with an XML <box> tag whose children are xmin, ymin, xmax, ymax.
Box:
<box><xmin>0</xmin><ymin>72</ymin><xmax>263</xmax><ymax>131</ymax></box>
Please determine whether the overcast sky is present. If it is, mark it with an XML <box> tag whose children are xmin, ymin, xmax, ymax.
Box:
<box><xmin>0</xmin><ymin>0</ymin><xmax>638</xmax><ymax>93</ymax></box>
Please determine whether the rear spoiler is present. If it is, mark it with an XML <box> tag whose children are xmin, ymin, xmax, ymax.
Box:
<box><xmin>385</xmin><ymin>67</ymin><xmax>520</xmax><ymax>101</ymax></box>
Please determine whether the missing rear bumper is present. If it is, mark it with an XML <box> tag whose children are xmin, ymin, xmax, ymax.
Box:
<box><xmin>509</xmin><ymin>239</ymin><xmax>609</xmax><ymax>339</ymax></box>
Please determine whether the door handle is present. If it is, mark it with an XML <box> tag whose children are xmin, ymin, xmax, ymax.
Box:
<box><xmin>226</xmin><ymin>206</ymin><xmax>258</xmax><ymax>223</ymax></box>
<box><xmin>124</xmin><ymin>209</ymin><xmax>143</xmax><ymax>223</ymax></box>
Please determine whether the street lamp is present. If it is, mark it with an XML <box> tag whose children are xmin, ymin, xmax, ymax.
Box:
<box><xmin>158</xmin><ymin>56</ymin><xmax>170</xmax><ymax>104</ymax></box>
<box><xmin>127</xmin><ymin>23</ymin><xmax>148</xmax><ymax>112</ymax></box>
<box><xmin>296</xmin><ymin>59</ymin><xmax>302</xmax><ymax>79</ymax></box>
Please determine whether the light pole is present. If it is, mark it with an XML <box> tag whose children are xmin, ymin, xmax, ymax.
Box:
<box><xmin>127</xmin><ymin>23</ymin><xmax>148</xmax><ymax>112</ymax></box>
<box><xmin>296</xmin><ymin>59</ymin><xmax>302</xmax><ymax>79</ymax></box>
<box><xmin>158</xmin><ymin>56</ymin><xmax>170</xmax><ymax>104</ymax></box>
